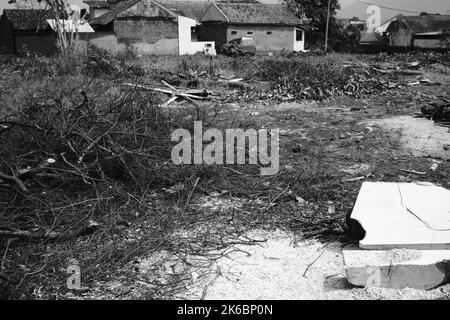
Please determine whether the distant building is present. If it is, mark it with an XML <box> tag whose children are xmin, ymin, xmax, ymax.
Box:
<box><xmin>385</xmin><ymin>14</ymin><xmax>450</xmax><ymax>49</ymax></box>
<box><xmin>84</xmin><ymin>0</ymin><xmax>111</xmax><ymax>19</ymax></box>
<box><xmin>87</xmin><ymin>0</ymin><xmax>215</xmax><ymax>55</ymax></box>
<box><xmin>0</xmin><ymin>9</ymin><xmax>94</xmax><ymax>56</ymax></box>
<box><xmin>199</xmin><ymin>2</ymin><xmax>307</xmax><ymax>53</ymax></box>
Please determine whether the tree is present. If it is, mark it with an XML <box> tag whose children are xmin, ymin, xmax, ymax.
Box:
<box><xmin>8</xmin><ymin>0</ymin><xmax>74</xmax><ymax>53</ymax></box>
<box><xmin>8</xmin><ymin>0</ymin><xmax>46</xmax><ymax>9</ymax></box>
<box><xmin>287</xmin><ymin>0</ymin><xmax>341</xmax><ymax>50</ymax></box>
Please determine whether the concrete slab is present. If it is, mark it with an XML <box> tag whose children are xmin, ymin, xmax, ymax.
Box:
<box><xmin>350</xmin><ymin>182</ymin><xmax>450</xmax><ymax>250</ymax></box>
<box><xmin>344</xmin><ymin>249</ymin><xmax>450</xmax><ymax>290</ymax></box>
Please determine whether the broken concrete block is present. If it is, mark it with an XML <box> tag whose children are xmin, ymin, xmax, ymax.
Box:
<box><xmin>350</xmin><ymin>182</ymin><xmax>450</xmax><ymax>250</ymax></box>
<box><xmin>343</xmin><ymin>249</ymin><xmax>450</xmax><ymax>290</ymax></box>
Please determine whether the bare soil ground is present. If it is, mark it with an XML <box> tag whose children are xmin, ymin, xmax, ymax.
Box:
<box><xmin>1</xmin><ymin>52</ymin><xmax>450</xmax><ymax>300</ymax></box>
<box><xmin>68</xmin><ymin>59</ymin><xmax>450</xmax><ymax>300</ymax></box>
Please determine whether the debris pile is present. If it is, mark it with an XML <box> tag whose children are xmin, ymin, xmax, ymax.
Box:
<box><xmin>250</xmin><ymin>59</ymin><xmax>402</xmax><ymax>101</ymax></box>
<box><xmin>419</xmin><ymin>97</ymin><xmax>450</xmax><ymax>125</ymax></box>
<box><xmin>370</xmin><ymin>51</ymin><xmax>450</xmax><ymax>68</ymax></box>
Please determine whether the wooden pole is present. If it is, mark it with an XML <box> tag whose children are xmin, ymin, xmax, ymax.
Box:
<box><xmin>324</xmin><ymin>0</ymin><xmax>331</xmax><ymax>52</ymax></box>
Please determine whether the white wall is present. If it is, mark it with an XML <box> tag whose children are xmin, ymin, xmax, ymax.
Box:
<box><xmin>91</xmin><ymin>8</ymin><xmax>109</xmax><ymax>18</ymax></box>
<box><xmin>178</xmin><ymin>16</ymin><xmax>215</xmax><ymax>55</ymax></box>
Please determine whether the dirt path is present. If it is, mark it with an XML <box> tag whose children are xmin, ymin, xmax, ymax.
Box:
<box><xmin>124</xmin><ymin>229</ymin><xmax>448</xmax><ymax>300</ymax></box>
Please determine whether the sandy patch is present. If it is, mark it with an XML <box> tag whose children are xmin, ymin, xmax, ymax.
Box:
<box><xmin>367</xmin><ymin>116</ymin><xmax>450</xmax><ymax>160</ymax></box>
<box><xmin>129</xmin><ymin>229</ymin><xmax>450</xmax><ymax>300</ymax></box>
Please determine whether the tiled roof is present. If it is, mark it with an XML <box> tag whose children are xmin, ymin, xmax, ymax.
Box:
<box><xmin>89</xmin><ymin>0</ymin><xmax>180</xmax><ymax>25</ymax></box>
<box><xmin>83</xmin><ymin>1</ymin><xmax>111</xmax><ymax>8</ymax></box>
<box><xmin>204</xmin><ymin>3</ymin><xmax>305</xmax><ymax>26</ymax></box>
<box><xmin>394</xmin><ymin>14</ymin><xmax>450</xmax><ymax>34</ymax></box>
<box><xmin>2</xmin><ymin>9</ymin><xmax>53</xmax><ymax>31</ymax></box>
<box><xmin>162</xmin><ymin>1</ymin><xmax>208</xmax><ymax>21</ymax></box>
<box><xmin>89</xmin><ymin>0</ymin><xmax>141</xmax><ymax>25</ymax></box>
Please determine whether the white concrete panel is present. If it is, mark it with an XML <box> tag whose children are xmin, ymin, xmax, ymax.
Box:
<box><xmin>351</xmin><ymin>182</ymin><xmax>450</xmax><ymax>250</ymax></box>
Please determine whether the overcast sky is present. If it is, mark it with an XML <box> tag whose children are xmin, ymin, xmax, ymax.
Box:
<box><xmin>1</xmin><ymin>0</ymin><xmax>449</xmax><ymax>20</ymax></box>
<box><xmin>338</xmin><ymin>0</ymin><xmax>450</xmax><ymax>20</ymax></box>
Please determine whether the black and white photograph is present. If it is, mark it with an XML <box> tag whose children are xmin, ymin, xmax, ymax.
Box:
<box><xmin>0</xmin><ymin>0</ymin><xmax>449</xmax><ymax>304</ymax></box>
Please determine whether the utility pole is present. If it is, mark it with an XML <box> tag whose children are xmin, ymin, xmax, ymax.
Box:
<box><xmin>324</xmin><ymin>0</ymin><xmax>332</xmax><ymax>52</ymax></box>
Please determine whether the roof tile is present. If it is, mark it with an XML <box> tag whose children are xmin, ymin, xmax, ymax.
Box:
<box><xmin>205</xmin><ymin>3</ymin><xmax>305</xmax><ymax>26</ymax></box>
<box><xmin>2</xmin><ymin>9</ymin><xmax>53</xmax><ymax>31</ymax></box>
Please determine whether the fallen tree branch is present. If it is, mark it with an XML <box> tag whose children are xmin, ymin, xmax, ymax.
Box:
<box><xmin>0</xmin><ymin>229</ymin><xmax>61</xmax><ymax>239</ymax></box>
<box><xmin>122</xmin><ymin>83</ymin><xmax>210</xmax><ymax>101</ymax></box>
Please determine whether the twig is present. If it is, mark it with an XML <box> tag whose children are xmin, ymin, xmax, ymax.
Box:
<box><xmin>161</xmin><ymin>80</ymin><xmax>177</xmax><ymax>91</ymax></box>
<box><xmin>399</xmin><ymin>169</ymin><xmax>427</xmax><ymax>175</ymax></box>
<box><xmin>78</xmin><ymin>118</ymin><xmax>118</xmax><ymax>164</ymax></box>
<box><xmin>342</xmin><ymin>176</ymin><xmax>365</xmax><ymax>182</ymax></box>
<box><xmin>302</xmin><ymin>243</ymin><xmax>332</xmax><ymax>278</ymax></box>
<box><xmin>0</xmin><ymin>229</ymin><xmax>61</xmax><ymax>239</ymax></box>
<box><xmin>302</xmin><ymin>249</ymin><xmax>326</xmax><ymax>277</ymax></box>
<box><xmin>265</xmin><ymin>175</ymin><xmax>301</xmax><ymax>211</ymax></box>
<box><xmin>1</xmin><ymin>239</ymin><xmax>11</xmax><ymax>271</ymax></box>
<box><xmin>123</xmin><ymin>83</ymin><xmax>208</xmax><ymax>101</ymax></box>
<box><xmin>0</xmin><ymin>172</ymin><xmax>28</xmax><ymax>192</ymax></box>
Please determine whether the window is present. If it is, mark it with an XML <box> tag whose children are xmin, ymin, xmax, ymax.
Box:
<box><xmin>266</xmin><ymin>31</ymin><xmax>272</xmax><ymax>35</ymax></box>
<box><xmin>191</xmin><ymin>26</ymin><xmax>198</xmax><ymax>42</ymax></box>
<box><xmin>296</xmin><ymin>29</ymin><xmax>303</xmax><ymax>41</ymax></box>
<box><xmin>231</xmin><ymin>30</ymin><xmax>237</xmax><ymax>35</ymax></box>
<box><xmin>247</xmin><ymin>31</ymin><xmax>253</xmax><ymax>36</ymax></box>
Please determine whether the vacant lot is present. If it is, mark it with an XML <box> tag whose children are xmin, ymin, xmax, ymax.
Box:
<box><xmin>0</xmin><ymin>50</ymin><xmax>449</xmax><ymax>299</ymax></box>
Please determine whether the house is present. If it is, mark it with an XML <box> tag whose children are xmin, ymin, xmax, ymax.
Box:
<box><xmin>87</xmin><ymin>0</ymin><xmax>215</xmax><ymax>55</ymax></box>
<box><xmin>198</xmin><ymin>2</ymin><xmax>307</xmax><ymax>53</ymax></box>
<box><xmin>385</xmin><ymin>14</ymin><xmax>450</xmax><ymax>49</ymax></box>
<box><xmin>0</xmin><ymin>9</ymin><xmax>57</xmax><ymax>55</ymax></box>
<box><xmin>0</xmin><ymin>9</ymin><xmax>94</xmax><ymax>56</ymax></box>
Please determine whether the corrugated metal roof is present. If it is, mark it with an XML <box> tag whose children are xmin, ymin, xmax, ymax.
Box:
<box><xmin>203</xmin><ymin>3</ymin><xmax>305</xmax><ymax>26</ymax></box>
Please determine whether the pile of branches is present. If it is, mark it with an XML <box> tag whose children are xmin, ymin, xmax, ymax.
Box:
<box><xmin>370</xmin><ymin>51</ymin><xmax>450</xmax><ymax>68</ymax></box>
<box><xmin>0</xmin><ymin>85</ymin><xmax>181</xmax><ymax>240</ymax></box>
<box><xmin>243</xmin><ymin>58</ymin><xmax>394</xmax><ymax>101</ymax></box>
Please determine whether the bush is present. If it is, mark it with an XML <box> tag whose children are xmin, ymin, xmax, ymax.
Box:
<box><xmin>0</xmin><ymin>53</ymin><xmax>206</xmax><ymax>298</ymax></box>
